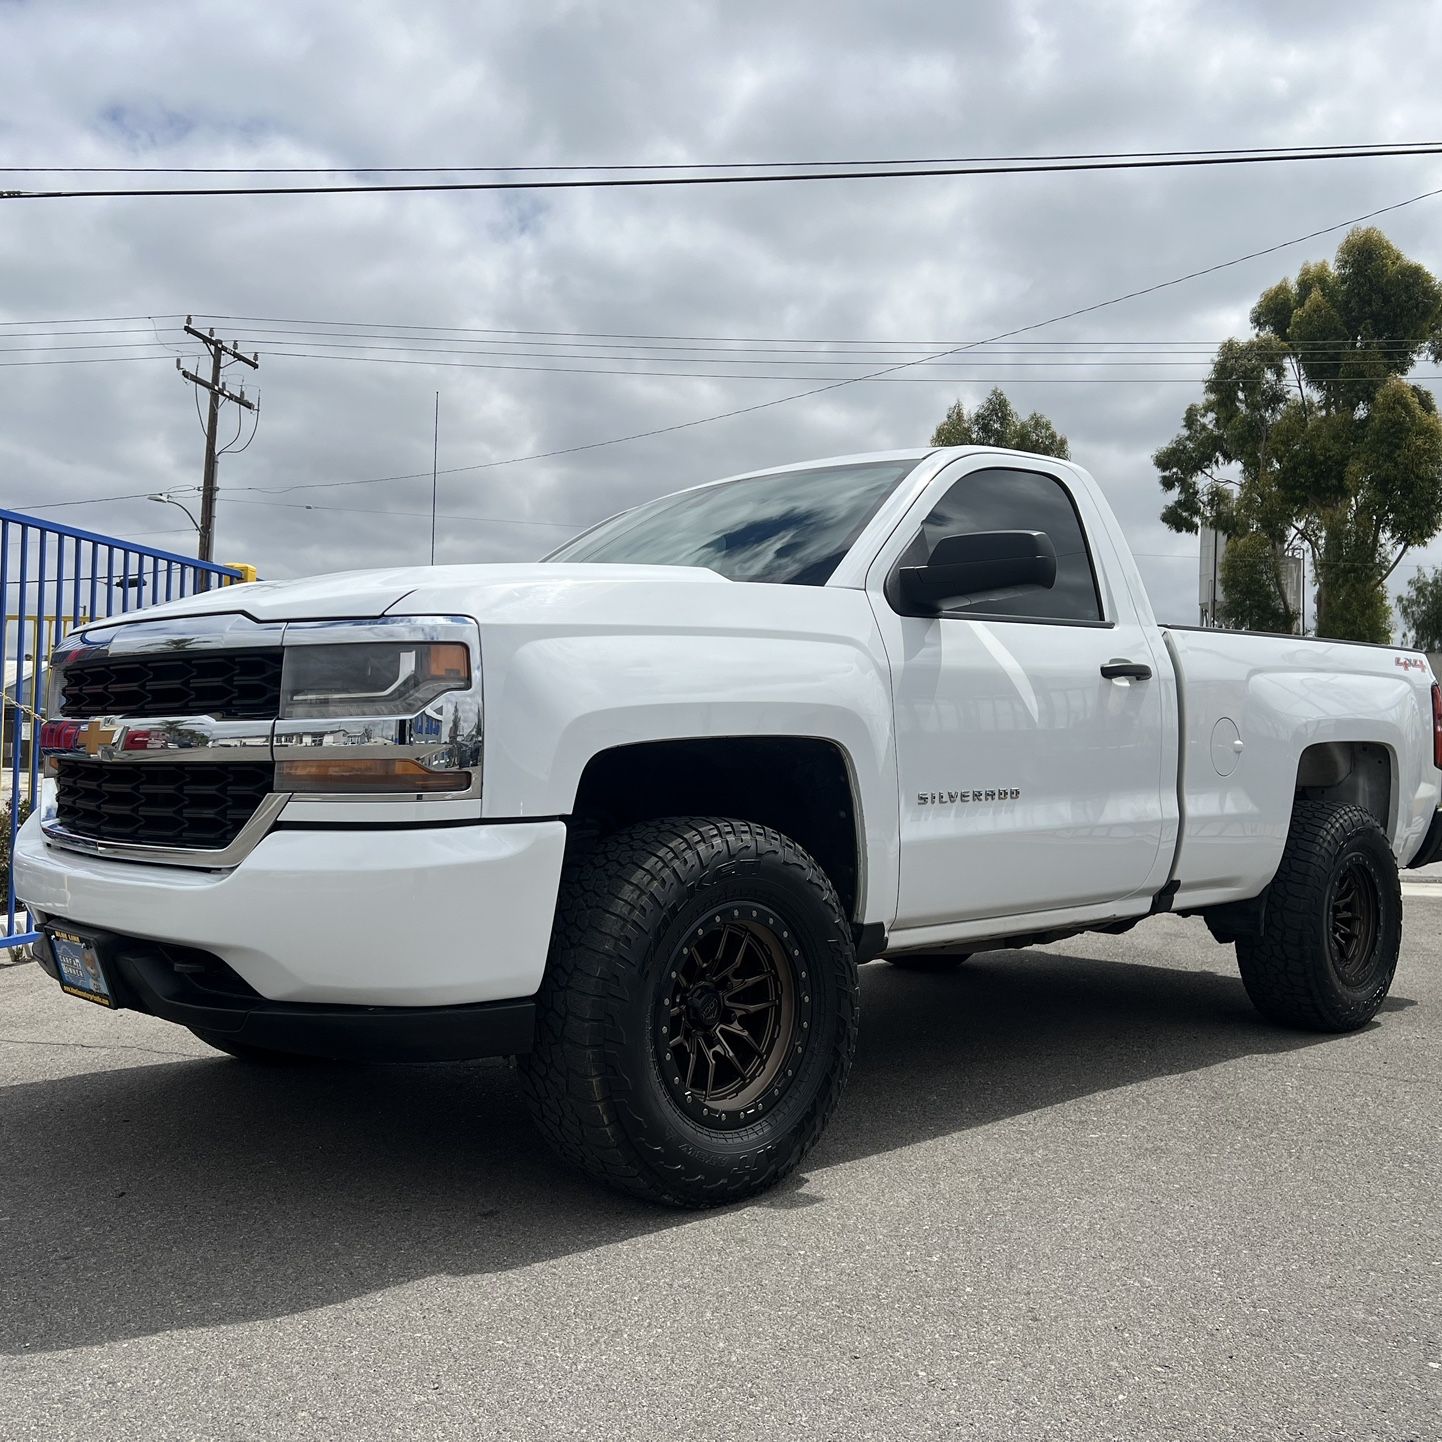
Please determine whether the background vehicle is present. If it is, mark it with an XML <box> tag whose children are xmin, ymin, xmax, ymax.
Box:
<box><xmin>17</xmin><ymin>446</ymin><xmax>1442</xmax><ymax>1205</ymax></box>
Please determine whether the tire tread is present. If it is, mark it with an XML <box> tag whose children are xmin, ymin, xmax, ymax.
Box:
<box><xmin>517</xmin><ymin>817</ymin><xmax>858</xmax><ymax>1207</ymax></box>
<box><xmin>1235</xmin><ymin>800</ymin><xmax>1400</xmax><ymax>1032</ymax></box>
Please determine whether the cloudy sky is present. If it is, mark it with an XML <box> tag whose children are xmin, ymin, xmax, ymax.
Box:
<box><xmin>4</xmin><ymin>0</ymin><xmax>1442</xmax><ymax>627</ymax></box>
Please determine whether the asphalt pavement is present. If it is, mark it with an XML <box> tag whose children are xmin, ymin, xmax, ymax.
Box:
<box><xmin>1</xmin><ymin>906</ymin><xmax>1439</xmax><ymax>1441</ymax></box>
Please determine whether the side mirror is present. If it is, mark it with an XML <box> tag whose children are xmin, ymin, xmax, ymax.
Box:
<box><xmin>899</xmin><ymin>530</ymin><xmax>1058</xmax><ymax>610</ymax></box>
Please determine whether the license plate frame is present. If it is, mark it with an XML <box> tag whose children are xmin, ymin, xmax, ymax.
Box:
<box><xmin>43</xmin><ymin>925</ymin><xmax>118</xmax><ymax>1009</ymax></box>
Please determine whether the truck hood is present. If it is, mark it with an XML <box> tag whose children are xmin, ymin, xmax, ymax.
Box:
<box><xmin>99</xmin><ymin>563</ymin><xmax>728</xmax><ymax>627</ymax></box>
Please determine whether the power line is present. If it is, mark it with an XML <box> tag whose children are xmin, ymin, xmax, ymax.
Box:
<box><xmin>8</xmin><ymin>141</ymin><xmax>1440</xmax><ymax>175</ymax></box>
<box><xmin>12</xmin><ymin>488</ymin><xmax>199</xmax><ymax>511</ymax></box>
<box><xmin>216</xmin><ymin>180</ymin><xmax>1442</xmax><ymax>498</ymax></box>
<box><xmin>6</xmin><ymin>333</ymin><xmax>1441</xmax><ymax>363</ymax></box>
<box><xmin>12</xmin><ymin>331</ymin><xmax>1439</xmax><ymax>364</ymax></box>
<box><xmin>5</xmin><ymin>323</ymin><xmax>1442</xmax><ymax>363</ymax></box>
<box><xmin>193</xmin><ymin>330</ymin><xmax>1442</xmax><ymax>354</ymax></box>
<box><xmin>9</xmin><ymin>336</ymin><xmax>1440</xmax><ymax>381</ymax></box>
<box><xmin>220</xmin><ymin>497</ymin><xmax>581</xmax><ymax>527</ymax></box>
<box><xmin>4</xmin><ymin>346</ymin><xmax>1439</xmax><ymax>384</ymax></box>
<box><xmin>0</xmin><ymin>354</ymin><xmax>176</xmax><ymax>368</ymax></box>
<box><xmin>190</xmin><ymin>314</ymin><xmax>1442</xmax><ymax>345</ymax></box>
<box><xmin>9</xmin><ymin>143</ymin><xmax>1442</xmax><ymax>200</ymax></box>
<box><xmin>0</xmin><ymin>312</ymin><xmax>184</xmax><ymax>328</ymax></box>
<box><xmin>0</xmin><ymin>350</ymin><xmax>1364</xmax><ymax>381</ymax></box>
<box><xmin>12</xmin><ymin>487</ymin><xmax>578</xmax><ymax>530</ymax></box>
<box><xmin>1132</xmin><ymin>549</ymin><xmax>1437</xmax><ymax>573</ymax></box>
<box><xmin>0</xmin><ymin>327</ymin><xmax>200</xmax><ymax>341</ymax></box>
<box><xmin>1</xmin><ymin>313</ymin><xmax>1437</xmax><ymax>352</ymax></box>
<box><xmin>13</xmin><ymin>352</ymin><xmax>1441</xmax><ymax>386</ymax></box>
<box><xmin>11</xmin><ymin>185</ymin><xmax>1442</xmax><ymax>521</ymax></box>
<box><xmin>219</xmin><ymin>350</ymin><xmax>1442</xmax><ymax>382</ymax></box>
<box><xmin>5</xmin><ymin>333</ymin><xmax>1439</xmax><ymax>376</ymax></box>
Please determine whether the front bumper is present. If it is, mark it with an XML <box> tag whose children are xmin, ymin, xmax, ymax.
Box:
<box><xmin>14</xmin><ymin>815</ymin><xmax>567</xmax><ymax>1008</ymax></box>
<box><xmin>31</xmin><ymin>931</ymin><xmax>536</xmax><ymax>1060</ymax></box>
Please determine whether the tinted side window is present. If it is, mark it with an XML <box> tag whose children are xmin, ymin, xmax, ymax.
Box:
<box><xmin>912</xmin><ymin>467</ymin><xmax>1103</xmax><ymax>622</ymax></box>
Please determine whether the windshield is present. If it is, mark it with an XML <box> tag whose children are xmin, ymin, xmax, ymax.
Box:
<box><xmin>545</xmin><ymin>459</ymin><xmax>920</xmax><ymax>586</ymax></box>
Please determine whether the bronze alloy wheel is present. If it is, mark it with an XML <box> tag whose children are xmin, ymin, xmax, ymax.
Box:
<box><xmin>654</xmin><ymin>907</ymin><xmax>813</xmax><ymax>1132</ymax></box>
<box><xmin>521</xmin><ymin>817</ymin><xmax>859</xmax><ymax>1204</ymax></box>
<box><xmin>1327</xmin><ymin>855</ymin><xmax>1381</xmax><ymax>987</ymax></box>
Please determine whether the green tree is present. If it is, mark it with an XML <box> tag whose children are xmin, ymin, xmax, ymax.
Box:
<box><xmin>1216</xmin><ymin>532</ymin><xmax>1298</xmax><ymax>632</ymax></box>
<box><xmin>931</xmin><ymin>387</ymin><xmax>1071</xmax><ymax>458</ymax></box>
<box><xmin>0</xmin><ymin>798</ymin><xmax>31</xmax><ymax>908</ymax></box>
<box><xmin>1399</xmin><ymin>566</ymin><xmax>1442</xmax><ymax>651</ymax></box>
<box><xmin>1155</xmin><ymin>226</ymin><xmax>1442</xmax><ymax>641</ymax></box>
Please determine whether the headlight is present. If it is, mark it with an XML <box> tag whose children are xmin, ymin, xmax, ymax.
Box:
<box><xmin>273</xmin><ymin>627</ymin><xmax>482</xmax><ymax>799</ymax></box>
<box><xmin>279</xmin><ymin>641</ymin><xmax>470</xmax><ymax>719</ymax></box>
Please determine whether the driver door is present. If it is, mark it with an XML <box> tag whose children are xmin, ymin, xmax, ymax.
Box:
<box><xmin>870</xmin><ymin>461</ymin><xmax>1171</xmax><ymax>928</ymax></box>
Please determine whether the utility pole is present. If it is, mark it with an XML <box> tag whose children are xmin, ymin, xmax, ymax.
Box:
<box><xmin>178</xmin><ymin>316</ymin><xmax>258</xmax><ymax>583</ymax></box>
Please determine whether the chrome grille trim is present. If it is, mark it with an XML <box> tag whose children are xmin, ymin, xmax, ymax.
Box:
<box><xmin>39</xmin><ymin>613</ymin><xmax>484</xmax><ymax>866</ymax></box>
<box><xmin>39</xmin><ymin>791</ymin><xmax>292</xmax><ymax>870</ymax></box>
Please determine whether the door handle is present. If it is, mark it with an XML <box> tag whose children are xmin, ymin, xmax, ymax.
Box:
<box><xmin>1101</xmin><ymin>659</ymin><xmax>1152</xmax><ymax>681</ymax></box>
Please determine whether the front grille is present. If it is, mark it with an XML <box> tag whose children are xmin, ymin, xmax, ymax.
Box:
<box><xmin>59</xmin><ymin>651</ymin><xmax>282</xmax><ymax>720</ymax></box>
<box><xmin>54</xmin><ymin>760</ymin><xmax>274</xmax><ymax>851</ymax></box>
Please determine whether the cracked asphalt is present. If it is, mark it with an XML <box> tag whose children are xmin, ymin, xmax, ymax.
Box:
<box><xmin>1</xmin><ymin>906</ymin><xmax>1439</xmax><ymax>1441</ymax></box>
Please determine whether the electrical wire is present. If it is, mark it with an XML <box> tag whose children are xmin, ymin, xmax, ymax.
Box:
<box><xmin>219</xmin><ymin>497</ymin><xmax>581</xmax><ymax>527</ymax></box>
<box><xmin>13</xmin><ymin>488</ymin><xmax>578</xmax><ymax>530</ymax></box>
<box><xmin>8</xmin><ymin>340</ymin><xmax>1438</xmax><ymax>381</ymax></box>
<box><xmin>192</xmin><ymin>369</ymin><xmax>208</xmax><ymax>435</ymax></box>
<box><xmin>13</xmin><ymin>356</ymin><xmax>1433</xmax><ymax>388</ymax></box>
<box><xmin>0</xmin><ymin>312</ymin><xmax>186</xmax><ymax>327</ymax></box>
<box><xmin>7</xmin><ymin>141</ymin><xmax>1440</xmax><ymax>175</ymax></box>
<box><xmin>0</xmin><ymin>354</ymin><xmax>177</xmax><ymax>367</ymax></box>
<box><xmin>198</xmin><ymin>350</ymin><xmax>1442</xmax><ymax>382</ymax></box>
<box><xmin>10</xmin><ymin>334</ymin><xmax>1440</xmax><ymax>364</ymax></box>
<box><xmin>0</xmin><ymin>316</ymin><xmax>1436</xmax><ymax>353</ymax></box>
<box><xmin>14</xmin><ymin>488</ymin><xmax>199</xmax><ymax>511</ymax></box>
<box><xmin>12</xmin><ymin>183</ymin><xmax>1442</xmax><ymax>523</ymax></box>
<box><xmin>204</xmin><ymin>181</ymin><xmax>1442</xmax><ymax>495</ymax></box>
<box><xmin>217</xmin><ymin>396</ymin><xmax>262</xmax><ymax>458</ymax></box>
<box><xmin>8</xmin><ymin>143</ymin><xmax>1442</xmax><ymax>200</ymax></box>
<box><xmin>0</xmin><ymin>350</ymin><xmax>1337</xmax><ymax>380</ymax></box>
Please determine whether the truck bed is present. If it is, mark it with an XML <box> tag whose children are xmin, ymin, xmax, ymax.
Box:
<box><xmin>1161</xmin><ymin>625</ymin><xmax>1438</xmax><ymax>910</ymax></box>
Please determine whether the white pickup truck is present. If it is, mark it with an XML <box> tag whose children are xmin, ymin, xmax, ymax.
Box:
<box><xmin>17</xmin><ymin>446</ymin><xmax>1442</xmax><ymax>1205</ymax></box>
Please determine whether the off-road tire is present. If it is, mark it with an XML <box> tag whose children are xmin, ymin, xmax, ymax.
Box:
<box><xmin>886</xmin><ymin>953</ymin><xmax>971</xmax><ymax>972</ymax></box>
<box><xmin>187</xmin><ymin>1028</ymin><xmax>332</xmax><ymax>1063</ymax></box>
<box><xmin>1235</xmin><ymin>800</ymin><xmax>1401</xmax><ymax>1032</ymax></box>
<box><xmin>518</xmin><ymin>817</ymin><xmax>859</xmax><ymax>1207</ymax></box>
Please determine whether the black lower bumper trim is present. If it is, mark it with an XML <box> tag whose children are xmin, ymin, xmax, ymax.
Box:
<box><xmin>97</xmin><ymin>938</ymin><xmax>536</xmax><ymax>1062</ymax></box>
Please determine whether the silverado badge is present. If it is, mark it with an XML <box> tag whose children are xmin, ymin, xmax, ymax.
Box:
<box><xmin>918</xmin><ymin>788</ymin><xmax>1021</xmax><ymax>805</ymax></box>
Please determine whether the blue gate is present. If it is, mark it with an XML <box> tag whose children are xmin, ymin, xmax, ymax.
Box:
<box><xmin>2</xmin><ymin>506</ymin><xmax>246</xmax><ymax>949</ymax></box>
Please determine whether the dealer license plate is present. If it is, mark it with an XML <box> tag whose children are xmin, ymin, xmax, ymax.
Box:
<box><xmin>45</xmin><ymin>926</ymin><xmax>117</xmax><ymax>1008</ymax></box>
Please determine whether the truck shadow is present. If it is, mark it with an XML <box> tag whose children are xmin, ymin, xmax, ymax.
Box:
<box><xmin>0</xmin><ymin>946</ymin><xmax>1367</xmax><ymax>1354</ymax></box>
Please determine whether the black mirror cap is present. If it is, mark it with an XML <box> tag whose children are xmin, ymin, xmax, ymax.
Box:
<box><xmin>899</xmin><ymin>529</ymin><xmax>1058</xmax><ymax>609</ymax></box>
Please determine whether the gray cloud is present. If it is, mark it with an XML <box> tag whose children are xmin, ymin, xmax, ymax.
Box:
<box><xmin>3</xmin><ymin>0</ymin><xmax>1442</xmax><ymax>627</ymax></box>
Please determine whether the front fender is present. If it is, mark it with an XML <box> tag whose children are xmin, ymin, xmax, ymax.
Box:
<box><xmin>478</xmin><ymin>589</ymin><xmax>899</xmax><ymax>926</ymax></box>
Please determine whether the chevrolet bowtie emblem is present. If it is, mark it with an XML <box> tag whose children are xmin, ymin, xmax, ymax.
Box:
<box><xmin>79</xmin><ymin>720</ymin><xmax>120</xmax><ymax>756</ymax></box>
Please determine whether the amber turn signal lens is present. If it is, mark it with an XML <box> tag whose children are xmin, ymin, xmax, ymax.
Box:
<box><xmin>275</xmin><ymin>758</ymin><xmax>468</xmax><ymax>793</ymax></box>
<box><xmin>422</xmin><ymin>642</ymin><xmax>470</xmax><ymax>683</ymax></box>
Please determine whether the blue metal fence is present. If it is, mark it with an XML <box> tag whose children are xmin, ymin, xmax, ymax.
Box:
<box><xmin>1</xmin><ymin>506</ymin><xmax>246</xmax><ymax>949</ymax></box>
